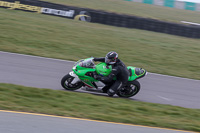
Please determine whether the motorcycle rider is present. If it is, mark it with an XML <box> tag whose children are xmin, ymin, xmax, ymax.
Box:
<box><xmin>93</xmin><ymin>51</ymin><xmax>129</xmax><ymax>97</ymax></box>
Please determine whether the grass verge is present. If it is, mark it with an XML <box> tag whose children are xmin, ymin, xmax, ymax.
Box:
<box><xmin>0</xmin><ymin>83</ymin><xmax>200</xmax><ymax>132</ymax></box>
<box><xmin>0</xmin><ymin>8</ymin><xmax>200</xmax><ymax>80</ymax></box>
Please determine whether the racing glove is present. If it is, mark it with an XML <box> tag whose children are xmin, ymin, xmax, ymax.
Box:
<box><xmin>93</xmin><ymin>73</ymin><xmax>102</xmax><ymax>80</ymax></box>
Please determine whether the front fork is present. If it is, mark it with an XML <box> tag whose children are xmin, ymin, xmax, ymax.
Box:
<box><xmin>69</xmin><ymin>71</ymin><xmax>81</xmax><ymax>84</ymax></box>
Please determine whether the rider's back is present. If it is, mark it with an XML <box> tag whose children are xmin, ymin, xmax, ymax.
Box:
<box><xmin>113</xmin><ymin>59</ymin><xmax>129</xmax><ymax>83</ymax></box>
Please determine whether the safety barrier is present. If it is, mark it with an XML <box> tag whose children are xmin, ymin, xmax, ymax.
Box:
<box><xmin>1</xmin><ymin>0</ymin><xmax>200</xmax><ymax>38</ymax></box>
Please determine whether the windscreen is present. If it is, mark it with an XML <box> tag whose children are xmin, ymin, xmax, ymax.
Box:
<box><xmin>79</xmin><ymin>59</ymin><xmax>95</xmax><ymax>68</ymax></box>
<box><xmin>74</xmin><ymin>59</ymin><xmax>84</xmax><ymax>66</ymax></box>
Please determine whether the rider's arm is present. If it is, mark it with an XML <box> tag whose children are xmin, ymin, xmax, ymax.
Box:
<box><xmin>93</xmin><ymin>57</ymin><xmax>105</xmax><ymax>62</ymax></box>
<box><xmin>100</xmin><ymin>68</ymin><xmax>118</xmax><ymax>82</ymax></box>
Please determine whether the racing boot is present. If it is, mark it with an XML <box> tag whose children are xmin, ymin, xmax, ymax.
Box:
<box><xmin>107</xmin><ymin>89</ymin><xmax>115</xmax><ymax>97</ymax></box>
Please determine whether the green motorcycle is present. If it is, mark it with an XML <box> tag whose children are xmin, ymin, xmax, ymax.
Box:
<box><xmin>61</xmin><ymin>58</ymin><xmax>147</xmax><ymax>98</ymax></box>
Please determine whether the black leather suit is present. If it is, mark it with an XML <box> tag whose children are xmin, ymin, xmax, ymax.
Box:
<box><xmin>93</xmin><ymin>57</ymin><xmax>129</xmax><ymax>96</ymax></box>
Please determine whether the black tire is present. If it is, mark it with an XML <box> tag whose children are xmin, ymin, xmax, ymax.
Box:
<box><xmin>61</xmin><ymin>74</ymin><xmax>83</xmax><ymax>91</ymax></box>
<box><xmin>117</xmin><ymin>80</ymin><xmax>140</xmax><ymax>98</ymax></box>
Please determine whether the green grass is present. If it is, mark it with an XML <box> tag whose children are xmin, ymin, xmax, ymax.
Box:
<box><xmin>0</xmin><ymin>83</ymin><xmax>199</xmax><ymax>132</ymax></box>
<box><xmin>42</xmin><ymin>0</ymin><xmax>200</xmax><ymax>23</ymax></box>
<box><xmin>0</xmin><ymin>8</ymin><xmax>200</xmax><ymax>80</ymax></box>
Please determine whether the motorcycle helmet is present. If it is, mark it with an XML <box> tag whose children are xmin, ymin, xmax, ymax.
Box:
<box><xmin>105</xmin><ymin>51</ymin><xmax>118</xmax><ymax>65</ymax></box>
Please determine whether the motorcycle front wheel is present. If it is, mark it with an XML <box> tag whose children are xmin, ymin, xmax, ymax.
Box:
<box><xmin>117</xmin><ymin>80</ymin><xmax>140</xmax><ymax>98</ymax></box>
<box><xmin>61</xmin><ymin>74</ymin><xmax>83</xmax><ymax>91</ymax></box>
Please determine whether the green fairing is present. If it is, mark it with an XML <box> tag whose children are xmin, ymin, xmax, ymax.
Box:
<box><xmin>127</xmin><ymin>66</ymin><xmax>146</xmax><ymax>81</ymax></box>
<box><xmin>72</xmin><ymin>58</ymin><xmax>97</xmax><ymax>88</ymax></box>
<box><xmin>95</xmin><ymin>62</ymin><xmax>112</xmax><ymax>76</ymax></box>
<box><xmin>72</xmin><ymin>58</ymin><xmax>146</xmax><ymax>88</ymax></box>
<box><xmin>79</xmin><ymin>76</ymin><xmax>96</xmax><ymax>88</ymax></box>
<box><xmin>74</xmin><ymin>65</ymin><xmax>95</xmax><ymax>77</ymax></box>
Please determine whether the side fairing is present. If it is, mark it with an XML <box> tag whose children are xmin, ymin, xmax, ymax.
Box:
<box><xmin>72</xmin><ymin>64</ymin><xmax>97</xmax><ymax>88</ymax></box>
<box><xmin>73</xmin><ymin>65</ymin><xmax>95</xmax><ymax>77</ymax></box>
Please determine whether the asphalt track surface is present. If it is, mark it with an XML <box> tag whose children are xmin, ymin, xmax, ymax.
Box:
<box><xmin>0</xmin><ymin>110</ymin><xmax>194</xmax><ymax>133</ymax></box>
<box><xmin>0</xmin><ymin>51</ymin><xmax>199</xmax><ymax>133</ymax></box>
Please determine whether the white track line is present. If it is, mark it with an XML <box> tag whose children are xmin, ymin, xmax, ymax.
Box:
<box><xmin>157</xmin><ymin>95</ymin><xmax>173</xmax><ymax>101</ymax></box>
<box><xmin>0</xmin><ymin>51</ymin><xmax>74</xmax><ymax>63</ymax></box>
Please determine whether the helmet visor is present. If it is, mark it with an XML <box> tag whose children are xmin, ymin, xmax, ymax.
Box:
<box><xmin>105</xmin><ymin>57</ymin><xmax>115</xmax><ymax>64</ymax></box>
<box><xmin>105</xmin><ymin>57</ymin><xmax>110</xmax><ymax>64</ymax></box>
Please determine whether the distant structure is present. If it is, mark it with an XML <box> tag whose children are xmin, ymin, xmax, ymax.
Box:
<box><xmin>125</xmin><ymin>0</ymin><xmax>200</xmax><ymax>11</ymax></box>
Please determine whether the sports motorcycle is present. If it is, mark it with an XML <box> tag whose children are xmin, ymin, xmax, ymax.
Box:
<box><xmin>61</xmin><ymin>58</ymin><xmax>147</xmax><ymax>98</ymax></box>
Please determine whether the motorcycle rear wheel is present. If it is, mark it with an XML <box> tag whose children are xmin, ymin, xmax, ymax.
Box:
<box><xmin>61</xmin><ymin>74</ymin><xmax>83</xmax><ymax>91</ymax></box>
<box><xmin>117</xmin><ymin>80</ymin><xmax>140</xmax><ymax>98</ymax></box>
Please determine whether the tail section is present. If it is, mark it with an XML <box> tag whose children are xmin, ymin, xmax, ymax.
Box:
<box><xmin>127</xmin><ymin>66</ymin><xmax>147</xmax><ymax>81</ymax></box>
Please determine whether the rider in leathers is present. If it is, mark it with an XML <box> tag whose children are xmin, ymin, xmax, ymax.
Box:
<box><xmin>93</xmin><ymin>51</ymin><xmax>129</xmax><ymax>97</ymax></box>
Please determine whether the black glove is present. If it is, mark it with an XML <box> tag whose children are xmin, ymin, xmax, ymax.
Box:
<box><xmin>93</xmin><ymin>73</ymin><xmax>102</xmax><ymax>80</ymax></box>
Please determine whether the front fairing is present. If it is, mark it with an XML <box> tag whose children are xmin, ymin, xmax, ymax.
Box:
<box><xmin>72</xmin><ymin>58</ymin><xmax>95</xmax><ymax>75</ymax></box>
<box><xmin>72</xmin><ymin>58</ymin><xmax>97</xmax><ymax>88</ymax></box>
<box><xmin>73</xmin><ymin>65</ymin><xmax>95</xmax><ymax>77</ymax></box>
